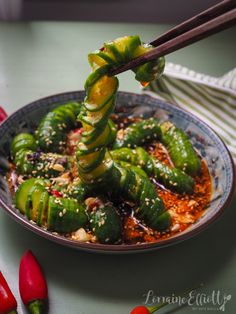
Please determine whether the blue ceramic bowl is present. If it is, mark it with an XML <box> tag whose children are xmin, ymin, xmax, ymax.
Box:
<box><xmin>0</xmin><ymin>91</ymin><xmax>235</xmax><ymax>253</ymax></box>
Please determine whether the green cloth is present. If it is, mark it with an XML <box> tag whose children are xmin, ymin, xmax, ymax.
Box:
<box><xmin>143</xmin><ymin>63</ymin><xmax>236</xmax><ymax>161</ymax></box>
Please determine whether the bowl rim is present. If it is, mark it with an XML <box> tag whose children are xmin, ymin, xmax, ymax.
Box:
<box><xmin>0</xmin><ymin>90</ymin><xmax>235</xmax><ymax>254</ymax></box>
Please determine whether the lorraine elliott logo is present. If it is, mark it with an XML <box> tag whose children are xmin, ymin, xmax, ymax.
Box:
<box><xmin>143</xmin><ymin>289</ymin><xmax>232</xmax><ymax>312</ymax></box>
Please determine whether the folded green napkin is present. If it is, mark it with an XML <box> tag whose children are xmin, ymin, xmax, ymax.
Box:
<box><xmin>143</xmin><ymin>63</ymin><xmax>236</xmax><ymax>162</ymax></box>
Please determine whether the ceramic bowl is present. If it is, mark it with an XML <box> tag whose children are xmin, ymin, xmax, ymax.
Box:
<box><xmin>0</xmin><ymin>91</ymin><xmax>235</xmax><ymax>253</ymax></box>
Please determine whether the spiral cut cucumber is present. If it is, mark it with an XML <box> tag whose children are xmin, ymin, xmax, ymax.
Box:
<box><xmin>89</xmin><ymin>203</ymin><xmax>122</xmax><ymax>244</ymax></box>
<box><xmin>113</xmin><ymin>118</ymin><xmax>162</xmax><ymax>149</ymax></box>
<box><xmin>76</xmin><ymin>35</ymin><xmax>171</xmax><ymax>231</ymax></box>
<box><xmin>112</xmin><ymin>118</ymin><xmax>201</xmax><ymax>179</ymax></box>
<box><xmin>111</xmin><ymin>147</ymin><xmax>194</xmax><ymax>194</ymax></box>
<box><xmin>14</xmin><ymin>178</ymin><xmax>88</xmax><ymax>233</ymax></box>
<box><xmin>15</xmin><ymin>178</ymin><xmax>123</xmax><ymax>243</ymax></box>
<box><xmin>11</xmin><ymin>133</ymin><xmax>70</xmax><ymax>178</ymax></box>
<box><xmin>36</xmin><ymin>102</ymin><xmax>82</xmax><ymax>153</ymax></box>
<box><xmin>160</xmin><ymin>122</ymin><xmax>201</xmax><ymax>176</ymax></box>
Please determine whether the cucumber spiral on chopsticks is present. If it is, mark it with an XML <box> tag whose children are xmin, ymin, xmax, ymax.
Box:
<box><xmin>10</xmin><ymin>35</ymin><xmax>203</xmax><ymax>244</ymax></box>
<box><xmin>77</xmin><ymin>35</ymin><xmax>171</xmax><ymax>231</ymax></box>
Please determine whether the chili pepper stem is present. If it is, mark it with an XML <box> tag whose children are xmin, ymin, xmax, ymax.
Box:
<box><xmin>148</xmin><ymin>302</ymin><xmax>168</xmax><ymax>313</ymax></box>
<box><xmin>8</xmin><ymin>310</ymin><xmax>18</xmax><ymax>314</ymax></box>
<box><xmin>28</xmin><ymin>300</ymin><xmax>45</xmax><ymax>314</ymax></box>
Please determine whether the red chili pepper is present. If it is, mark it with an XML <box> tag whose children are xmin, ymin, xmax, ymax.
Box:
<box><xmin>50</xmin><ymin>189</ymin><xmax>62</xmax><ymax>197</ymax></box>
<box><xmin>130</xmin><ymin>305</ymin><xmax>150</xmax><ymax>314</ymax></box>
<box><xmin>19</xmin><ymin>250</ymin><xmax>48</xmax><ymax>314</ymax></box>
<box><xmin>0</xmin><ymin>272</ymin><xmax>17</xmax><ymax>314</ymax></box>
<box><xmin>0</xmin><ymin>107</ymin><xmax>7</xmax><ymax>123</ymax></box>
<box><xmin>130</xmin><ymin>303</ymin><xmax>168</xmax><ymax>314</ymax></box>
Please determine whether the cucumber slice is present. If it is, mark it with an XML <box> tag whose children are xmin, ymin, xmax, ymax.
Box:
<box><xmin>88</xmin><ymin>50</ymin><xmax>117</xmax><ymax>68</ymax></box>
<box><xmin>11</xmin><ymin>133</ymin><xmax>36</xmax><ymax>158</ymax></box>
<box><xmin>25</xmin><ymin>184</ymin><xmax>48</xmax><ymax>221</ymax></box>
<box><xmin>78</xmin><ymin>148</ymin><xmax>106</xmax><ymax>173</ymax></box>
<box><xmin>47</xmin><ymin>196</ymin><xmax>88</xmax><ymax>233</ymax></box>
<box><xmin>37</xmin><ymin>191</ymin><xmax>49</xmax><ymax>226</ymax></box>
<box><xmin>79</xmin><ymin>96</ymin><xmax>115</xmax><ymax>128</ymax></box>
<box><xmin>104</xmin><ymin>41</ymin><xmax>124</xmax><ymax>63</ymax></box>
<box><xmin>112</xmin><ymin>35</ymin><xmax>141</xmax><ymax>60</ymax></box>
<box><xmin>84</xmin><ymin>76</ymin><xmax>118</xmax><ymax>112</ymax></box>
<box><xmin>88</xmin><ymin>36</ymin><xmax>141</xmax><ymax>69</ymax></box>
<box><xmin>89</xmin><ymin>205</ymin><xmax>122</xmax><ymax>244</ymax></box>
<box><xmin>135</xmin><ymin>57</ymin><xmax>165</xmax><ymax>82</ymax></box>
<box><xmin>84</xmin><ymin>65</ymin><xmax>111</xmax><ymax>91</ymax></box>
<box><xmin>79</xmin><ymin>154</ymin><xmax>114</xmax><ymax>183</ymax></box>
<box><xmin>15</xmin><ymin>149</ymin><xmax>34</xmax><ymax>174</ymax></box>
<box><xmin>107</xmin><ymin>119</ymin><xmax>117</xmax><ymax>146</ymax></box>
<box><xmin>14</xmin><ymin>178</ymin><xmax>46</xmax><ymax>214</ymax></box>
<box><xmin>81</xmin><ymin>124</ymin><xmax>110</xmax><ymax>146</ymax></box>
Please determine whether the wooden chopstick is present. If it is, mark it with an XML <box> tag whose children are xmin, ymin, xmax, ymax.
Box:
<box><xmin>109</xmin><ymin>2</ymin><xmax>236</xmax><ymax>76</ymax></box>
<box><xmin>150</xmin><ymin>0</ymin><xmax>236</xmax><ymax>47</ymax></box>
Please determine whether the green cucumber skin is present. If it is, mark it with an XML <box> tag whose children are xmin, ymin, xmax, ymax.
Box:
<box><xmin>84</xmin><ymin>65</ymin><xmax>111</xmax><ymax>91</ymax></box>
<box><xmin>14</xmin><ymin>149</ymin><xmax>69</xmax><ymax>178</ymax></box>
<box><xmin>111</xmin><ymin>147</ymin><xmax>194</xmax><ymax>194</ymax></box>
<box><xmin>113</xmin><ymin>118</ymin><xmax>162</xmax><ymax>149</ymax></box>
<box><xmin>123</xmin><ymin>35</ymin><xmax>142</xmax><ymax>60</ymax></box>
<box><xmin>14</xmin><ymin>149</ymin><xmax>34</xmax><ymax>174</ymax></box>
<box><xmin>15</xmin><ymin>179</ymin><xmax>88</xmax><ymax>233</ymax></box>
<box><xmin>78</xmin><ymin>149</ymin><xmax>106</xmax><ymax>174</ymax></box>
<box><xmin>47</xmin><ymin>196</ymin><xmax>88</xmax><ymax>233</ymax></box>
<box><xmin>107</xmin><ymin>119</ymin><xmax>117</xmax><ymax>146</ymax></box>
<box><xmin>37</xmin><ymin>190</ymin><xmax>49</xmax><ymax>225</ymax></box>
<box><xmin>88</xmin><ymin>50</ymin><xmax>116</xmax><ymax>67</ymax></box>
<box><xmin>11</xmin><ymin>125</ymin><xmax>71</xmax><ymax>177</ymax></box>
<box><xmin>89</xmin><ymin>205</ymin><xmax>122</xmax><ymax>244</ymax></box>
<box><xmin>134</xmin><ymin>56</ymin><xmax>165</xmax><ymax>82</ymax></box>
<box><xmin>116</xmin><ymin>166</ymin><xmax>170</xmax><ymax>231</ymax></box>
<box><xmin>25</xmin><ymin>184</ymin><xmax>48</xmax><ymax>221</ymax></box>
<box><xmin>36</xmin><ymin>102</ymin><xmax>81</xmax><ymax>153</ymax></box>
<box><xmin>161</xmin><ymin>122</ymin><xmax>201</xmax><ymax>176</ymax></box>
<box><xmin>79</xmin><ymin>95</ymin><xmax>117</xmax><ymax>129</ymax></box>
<box><xmin>25</xmin><ymin>184</ymin><xmax>40</xmax><ymax>220</ymax></box>
<box><xmin>67</xmin><ymin>182</ymin><xmax>89</xmax><ymax>202</ymax></box>
<box><xmin>115</xmin><ymin>161</ymin><xmax>148</xmax><ymax>179</ymax></box>
<box><xmin>152</xmin><ymin>161</ymin><xmax>194</xmax><ymax>194</ymax></box>
<box><xmin>14</xmin><ymin>178</ymin><xmax>48</xmax><ymax>215</ymax></box>
<box><xmin>11</xmin><ymin>133</ymin><xmax>36</xmax><ymax>174</ymax></box>
<box><xmin>104</xmin><ymin>42</ymin><xmax>125</xmax><ymax>64</ymax></box>
<box><xmin>11</xmin><ymin>133</ymin><xmax>37</xmax><ymax>158</ymax></box>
